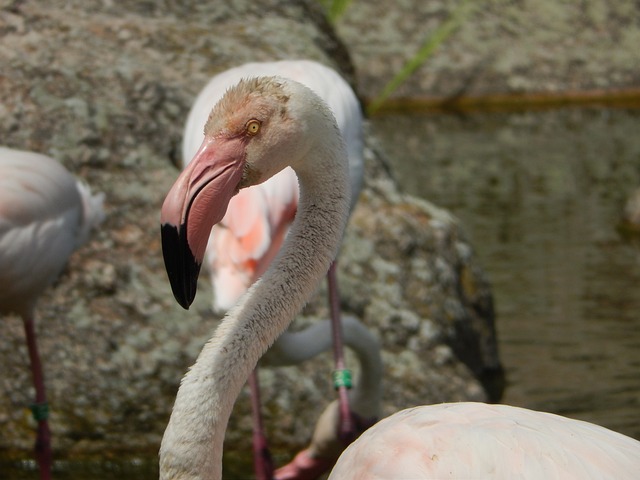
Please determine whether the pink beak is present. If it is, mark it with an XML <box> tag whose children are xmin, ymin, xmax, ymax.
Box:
<box><xmin>160</xmin><ymin>137</ymin><xmax>246</xmax><ymax>309</ymax></box>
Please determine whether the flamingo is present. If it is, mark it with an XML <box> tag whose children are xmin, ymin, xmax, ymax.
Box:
<box><xmin>181</xmin><ymin>60</ymin><xmax>365</xmax><ymax>478</ymax></box>
<box><xmin>0</xmin><ymin>147</ymin><xmax>105</xmax><ymax>480</ymax></box>
<box><xmin>159</xmin><ymin>76</ymin><xmax>640</xmax><ymax>479</ymax></box>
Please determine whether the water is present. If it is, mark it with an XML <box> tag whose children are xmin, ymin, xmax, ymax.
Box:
<box><xmin>0</xmin><ymin>459</ymin><xmax>157</xmax><ymax>480</ymax></box>
<box><xmin>370</xmin><ymin>107</ymin><xmax>640</xmax><ymax>440</ymax></box>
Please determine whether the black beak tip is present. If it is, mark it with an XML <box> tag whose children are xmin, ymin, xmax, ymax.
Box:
<box><xmin>161</xmin><ymin>223</ymin><xmax>202</xmax><ymax>310</ymax></box>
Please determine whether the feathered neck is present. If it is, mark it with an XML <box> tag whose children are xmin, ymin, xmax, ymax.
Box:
<box><xmin>159</xmin><ymin>125</ymin><xmax>350</xmax><ymax>480</ymax></box>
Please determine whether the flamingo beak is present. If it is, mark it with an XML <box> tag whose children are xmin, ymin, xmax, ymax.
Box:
<box><xmin>160</xmin><ymin>137</ymin><xmax>246</xmax><ymax>309</ymax></box>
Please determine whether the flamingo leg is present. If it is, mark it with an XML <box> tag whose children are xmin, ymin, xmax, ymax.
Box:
<box><xmin>251</xmin><ymin>261</ymin><xmax>354</xmax><ymax>480</ymax></box>
<box><xmin>327</xmin><ymin>261</ymin><xmax>355</xmax><ymax>443</ymax></box>
<box><xmin>249</xmin><ymin>369</ymin><xmax>275</xmax><ymax>480</ymax></box>
<box><xmin>22</xmin><ymin>313</ymin><xmax>52</xmax><ymax>480</ymax></box>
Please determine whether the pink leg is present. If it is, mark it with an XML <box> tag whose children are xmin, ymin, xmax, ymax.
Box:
<box><xmin>254</xmin><ymin>261</ymin><xmax>353</xmax><ymax>480</ymax></box>
<box><xmin>326</xmin><ymin>261</ymin><xmax>355</xmax><ymax>443</ymax></box>
<box><xmin>273</xmin><ymin>263</ymin><xmax>357</xmax><ymax>480</ymax></box>
<box><xmin>249</xmin><ymin>369</ymin><xmax>274</xmax><ymax>480</ymax></box>
<box><xmin>22</xmin><ymin>314</ymin><xmax>52</xmax><ymax>480</ymax></box>
<box><xmin>274</xmin><ymin>414</ymin><xmax>377</xmax><ymax>480</ymax></box>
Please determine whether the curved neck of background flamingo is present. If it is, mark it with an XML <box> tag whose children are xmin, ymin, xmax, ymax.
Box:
<box><xmin>263</xmin><ymin>314</ymin><xmax>382</xmax><ymax>419</ymax></box>
<box><xmin>341</xmin><ymin>315</ymin><xmax>383</xmax><ymax>419</ymax></box>
<box><xmin>159</xmin><ymin>142</ymin><xmax>350</xmax><ymax>480</ymax></box>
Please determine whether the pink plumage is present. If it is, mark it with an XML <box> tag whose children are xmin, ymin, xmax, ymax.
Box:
<box><xmin>208</xmin><ymin>167</ymin><xmax>298</xmax><ymax>310</ymax></box>
<box><xmin>329</xmin><ymin>402</ymin><xmax>640</xmax><ymax>479</ymax></box>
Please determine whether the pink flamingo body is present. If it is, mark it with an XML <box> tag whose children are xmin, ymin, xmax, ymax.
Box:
<box><xmin>0</xmin><ymin>147</ymin><xmax>104</xmax><ymax>479</ymax></box>
<box><xmin>329</xmin><ymin>403</ymin><xmax>640</xmax><ymax>479</ymax></box>
<box><xmin>159</xmin><ymin>76</ymin><xmax>640</xmax><ymax>479</ymax></box>
<box><xmin>181</xmin><ymin>60</ymin><xmax>363</xmax><ymax>313</ymax></box>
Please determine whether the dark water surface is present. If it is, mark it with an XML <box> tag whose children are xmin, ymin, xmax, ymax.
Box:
<box><xmin>371</xmin><ymin>107</ymin><xmax>640</xmax><ymax>440</ymax></box>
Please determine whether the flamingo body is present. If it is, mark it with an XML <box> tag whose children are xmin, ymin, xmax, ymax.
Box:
<box><xmin>0</xmin><ymin>147</ymin><xmax>104</xmax><ymax>316</ymax></box>
<box><xmin>182</xmin><ymin>60</ymin><xmax>363</xmax><ymax>312</ymax></box>
<box><xmin>208</xmin><ymin>167</ymin><xmax>298</xmax><ymax>310</ymax></box>
<box><xmin>329</xmin><ymin>402</ymin><xmax>640</xmax><ymax>479</ymax></box>
<box><xmin>0</xmin><ymin>146</ymin><xmax>104</xmax><ymax>479</ymax></box>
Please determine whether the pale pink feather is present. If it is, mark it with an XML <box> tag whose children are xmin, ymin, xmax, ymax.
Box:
<box><xmin>328</xmin><ymin>402</ymin><xmax>640</xmax><ymax>479</ymax></box>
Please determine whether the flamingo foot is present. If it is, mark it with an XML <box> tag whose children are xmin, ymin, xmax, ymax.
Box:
<box><xmin>274</xmin><ymin>414</ymin><xmax>377</xmax><ymax>480</ymax></box>
<box><xmin>273</xmin><ymin>449</ymin><xmax>334</xmax><ymax>480</ymax></box>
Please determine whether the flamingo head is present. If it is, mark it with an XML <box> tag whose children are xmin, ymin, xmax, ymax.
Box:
<box><xmin>161</xmin><ymin>76</ymin><xmax>321</xmax><ymax>309</ymax></box>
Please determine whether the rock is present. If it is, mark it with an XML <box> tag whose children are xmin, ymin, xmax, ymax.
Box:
<box><xmin>0</xmin><ymin>0</ymin><xmax>499</xmax><ymax>469</ymax></box>
<box><xmin>334</xmin><ymin>0</ymin><xmax>640</xmax><ymax>102</ymax></box>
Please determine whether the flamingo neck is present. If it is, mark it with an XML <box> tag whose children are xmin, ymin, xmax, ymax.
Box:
<box><xmin>265</xmin><ymin>315</ymin><xmax>382</xmax><ymax>419</ymax></box>
<box><xmin>159</xmin><ymin>143</ymin><xmax>350</xmax><ymax>480</ymax></box>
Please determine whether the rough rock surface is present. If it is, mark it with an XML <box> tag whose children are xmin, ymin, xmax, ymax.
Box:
<box><xmin>1</xmin><ymin>0</ymin><xmax>498</xmax><ymax>472</ymax></box>
<box><xmin>336</xmin><ymin>0</ymin><xmax>640</xmax><ymax>102</ymax></box>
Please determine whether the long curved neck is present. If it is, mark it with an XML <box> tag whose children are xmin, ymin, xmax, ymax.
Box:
<box><xmin>264</xmin><ymin>315</ymin><xmax>382</xmax><ymax>418</ymax></box>
<box><xmin>159</xmin><ymin>140</ymin><xmax>350</xmax><ymax>480</ymax></box>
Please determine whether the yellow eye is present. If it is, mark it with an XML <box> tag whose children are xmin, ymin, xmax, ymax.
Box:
<box><xmin>246</xmin><ymin>119</ymin><xmax>261</xmax><ymax>135</ymax></box>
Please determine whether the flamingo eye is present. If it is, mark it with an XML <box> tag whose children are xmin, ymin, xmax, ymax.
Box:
<box><xmin>246</xmin><ymin>119</ymin><xmax>261</xmax><ymax>136</ymax></box>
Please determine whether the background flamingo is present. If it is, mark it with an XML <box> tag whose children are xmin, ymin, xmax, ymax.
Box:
<box><xmin>159</xmin><ymin>76</ymin><xmax>640</xmax><ymax>479</ymax></box>
<box><xmin>181</xmin><ymin>60</ymin><xmax>365</xmax><ymax>478</ymax></box>
<box><xmin>181</xmin><ymin>60</ymin><xmax>362</xmax><ymax>320</ymax></box>
<box><xmin>0</xmin><ymin>147</ymin><xmax>104</xmax><ymax>479</ymax></box>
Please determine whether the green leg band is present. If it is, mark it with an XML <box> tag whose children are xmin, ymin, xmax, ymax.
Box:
<box><xmin>30</xmin><ymin>402</ymin><xmax>49</xmax><ymax>422</ymax></box>
<box><xmin>333</xmin><ymin>369</ymin><xmax>353</xmax><ymax>390</ymax></box>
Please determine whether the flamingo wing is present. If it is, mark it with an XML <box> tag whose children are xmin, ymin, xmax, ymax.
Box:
<box><xmin>0</xmin><ymin>149</ymin><xmax>86</xmax><ymax>315</ymax></box>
